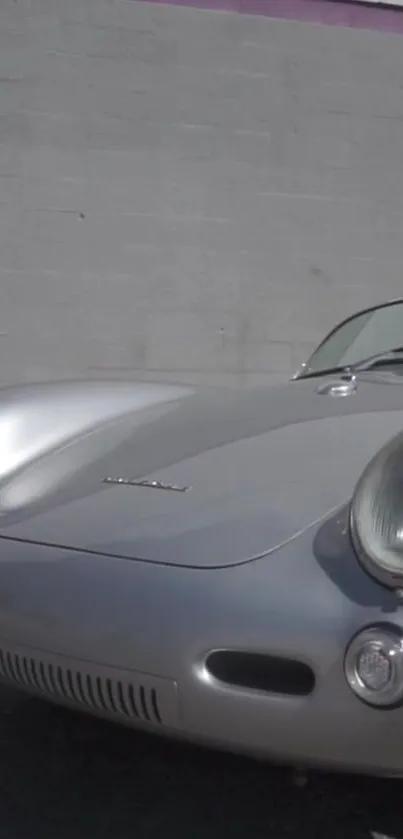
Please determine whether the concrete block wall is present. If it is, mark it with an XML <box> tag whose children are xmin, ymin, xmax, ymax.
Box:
<box><xmin>1</xmin><ymin>0</ymin><xmax>403</xmax><ymax>387</ymax></box>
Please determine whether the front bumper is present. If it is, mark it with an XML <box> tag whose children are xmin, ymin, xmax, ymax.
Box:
<box><xmin>1</xmin><ymin>514</ymin><xmax>403</xmax><ymax>777</ymax></box>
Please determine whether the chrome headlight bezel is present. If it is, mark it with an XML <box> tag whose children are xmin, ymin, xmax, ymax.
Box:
<box><xmin>350</xmin><ymin>430</ymin><xmax>403</xmax><ymax>591</ymax></box>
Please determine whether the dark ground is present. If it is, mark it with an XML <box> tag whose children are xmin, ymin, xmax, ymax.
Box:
<box><xmin>0</xmin><ymin>685</ymin><xmax>401</xmax><ymax>839</ymax></box>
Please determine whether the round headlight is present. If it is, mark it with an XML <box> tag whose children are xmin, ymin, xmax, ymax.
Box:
<box><xmin>350</xmin><ymin>429</ymin><xmax>403</xmax><ymax>589</ymax></box>
<box><xmin>345</xmin><ymin>626</ymin><xmax>403</xmax><ymax>707</ymax></box>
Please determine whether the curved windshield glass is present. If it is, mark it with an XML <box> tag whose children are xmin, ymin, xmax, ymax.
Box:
<box><xmin>299</xmin><ymin>300</ymin><xmax>403</xmax><ymax>377</ymax></box>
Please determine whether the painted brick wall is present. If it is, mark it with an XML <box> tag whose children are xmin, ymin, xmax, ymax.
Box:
<box><xmin>1</xmin><ymin>0</ymin><xmax>403</xmax><ymax>387</ymax></box>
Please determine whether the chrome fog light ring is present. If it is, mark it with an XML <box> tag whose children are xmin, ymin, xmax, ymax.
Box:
<box><xmin>344</xmin><ymin>626</ymin><xmax>403</xmax><ymax>708</ymax></box>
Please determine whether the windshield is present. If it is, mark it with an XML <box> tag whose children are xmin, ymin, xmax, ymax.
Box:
<box><xmin>298</xmin><ymin>301</ymin><xmax>403</xmax><ymax>377</ymax></box>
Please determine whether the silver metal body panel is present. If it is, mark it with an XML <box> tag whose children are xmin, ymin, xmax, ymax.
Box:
<box><xmin>1</xmin><ymin>374</ymin><xmax>403</xmax><ymax>774</ymax></box>
<box><xmin>0</xmin><ymin>518</ymin><xmax>402</xmax><ymax>777</ymax></box>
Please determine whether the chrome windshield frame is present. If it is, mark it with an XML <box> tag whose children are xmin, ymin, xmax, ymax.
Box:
<box><xmin>293</xmin><ymin>297</ymin><xmax>403</xmax><ymax>381</ymax></box>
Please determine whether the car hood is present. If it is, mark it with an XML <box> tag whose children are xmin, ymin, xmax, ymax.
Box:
<box><xmin>1</xmin><ymin>376</ymin><xmax>403</xmax><ymax>568</ymax></box>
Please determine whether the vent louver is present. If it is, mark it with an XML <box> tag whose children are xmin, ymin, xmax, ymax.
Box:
<box><xmin>0</xmin><ymin>643</ymin><xmax>180</xmax><ymax>730</ymax></box>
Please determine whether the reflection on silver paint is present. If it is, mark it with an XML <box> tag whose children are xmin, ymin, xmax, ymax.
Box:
<box><xmin>2</xmin><ymin>358</ymin><xmax>403</xmax><ymax>775</ymax></box>
<box><xmin>0</xmin><ymin>380</ymin><xmax>192</xmax><ymax>514</ymax></box>
<box><xmin>1</xmin><ymin>378</ymin><xmax>403</xmax><ymax>567</ymax></box>
<box><xmin>316</xmin><ymin>378</ymin><xmax>358</xmax><ymax>397</ymax></box>
<box><xmin>0</xmin><ymin>380</ymin><xmax>192</xmax><ymax>484</ymax></box>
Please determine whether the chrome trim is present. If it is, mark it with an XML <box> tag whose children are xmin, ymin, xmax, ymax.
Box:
<box><xmin>316</xmin><ymin>376</ymin><xmax>357</xmax><ymax>397</ymax></box>
<box><xmin>344</xmin><ymin>625</ymin><xmax>403</xmax><ymax>708</ymax></box>
<box><xmin>103</xmin><ymin>477</ymin><xmax>191</xmax><ymax>492</ymax></box>
<box><xmin>294</xmin><ymin>296</ymin><xmax>403</xmax><ymax>380</ymax></box>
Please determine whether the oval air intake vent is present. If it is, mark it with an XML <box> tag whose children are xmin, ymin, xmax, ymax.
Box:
<box><xmin>206</xmin><ymin>650</ymin><xmax>315</xmax><ymax>697</ymax></box>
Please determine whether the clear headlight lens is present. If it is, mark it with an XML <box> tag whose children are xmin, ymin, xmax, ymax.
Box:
<box><xmin>350</xmin><ymin>429</ymin><xmax>403</xmax><ymax>588</ymax></box>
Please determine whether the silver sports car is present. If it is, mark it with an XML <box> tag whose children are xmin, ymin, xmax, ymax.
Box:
<box><xmin>2</xmin><ymin>298</ymin><xmax>403</xmax><ymax>778</ymax></box>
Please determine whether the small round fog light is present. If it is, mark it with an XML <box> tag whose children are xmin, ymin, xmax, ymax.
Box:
<box><xmin>345</xmin><ymin>627</ymin><xmax>403</xmax><ymax>707</ymax></box>
<box><xmin>356</xmin><ymin>646</ymin><xmax>392</xmax><ymax>692</ymax></box>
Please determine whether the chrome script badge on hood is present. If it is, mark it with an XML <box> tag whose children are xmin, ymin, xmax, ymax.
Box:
<box><xmin>102</xmin><ymin>477</ymin><xmax>191</xmax><ymax>492</ymax></box>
